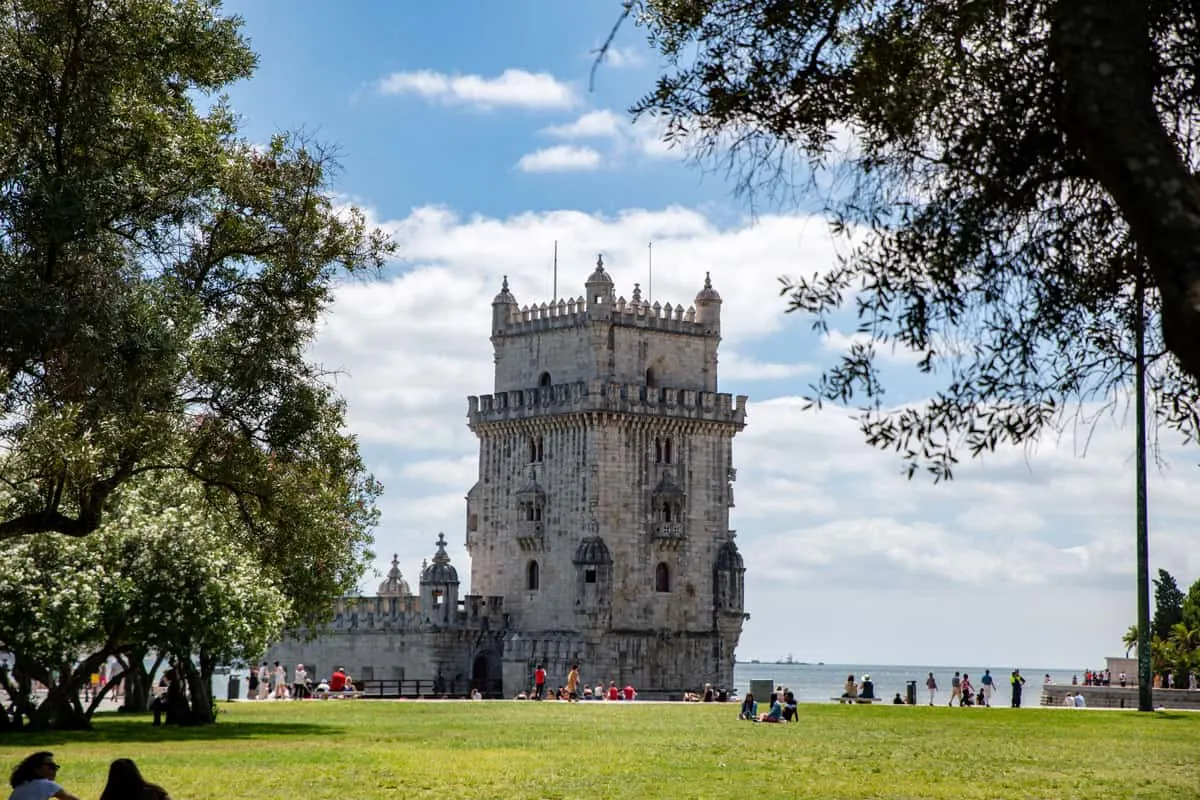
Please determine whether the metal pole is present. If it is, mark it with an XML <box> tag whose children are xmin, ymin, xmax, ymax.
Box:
<box><xmin>553</xmin><ymin>240</ymin><xmax>558</xmax><ymax>301</ymax></box>
<box><xmin>1134</xmin><ymin>269</ymin><xmax>1153</xmax><ymax>712</ymax></box>
<box><xmin>648</xmin><ymin>241</ymin><xmax>653</xmax><ymax>303</ymax></box>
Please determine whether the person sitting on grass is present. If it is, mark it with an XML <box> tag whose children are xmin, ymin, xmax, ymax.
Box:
<box><xmin>328</xmin><ymin>667</ymin><xmax>347</xmax><ymax>694</ymax></box>
<box><xmin>99</xmin><ymin>759</ymin><xmax>170</xmax><ymax>800</ymax></box>
<box><xmin>782</xmin><ymin>690</ymin><xmax>798</xmax><ymax>721</ymax></box>
<box><xmin>738</xmin><ymin>692</ymin><xmax>757</xmax><ymax>720</ymax></box>
<box><xmin>8</xmin><ymin>752</ymin><xmax>81</xmax><ymax>800</ymax></box>
<box><xmin>893</xmin><ymin>692</ymin><xmax>905</xmax><ymax>704</ymax></box>
<box><xmin>758</xmin><ymin>693</ymin><xmax>784</xmax><ymax>723</ymax></box>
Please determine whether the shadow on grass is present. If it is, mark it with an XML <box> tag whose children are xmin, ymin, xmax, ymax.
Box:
<box><xmin>1</xmin><ymin>714</ymin><xmax>342</xmax><ymax>745</ymax></box>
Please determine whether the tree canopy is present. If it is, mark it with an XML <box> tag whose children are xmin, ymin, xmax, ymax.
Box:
<box><xmin>0</xmin><ymin>474</ymin><xmax>290</xmax><ymax>729</ymax></box>
<box><xmin>0</xmin><ymin>0</ymin><xmax>389</xmax><ymax>542</ymax></box>
<box><xmin>629</xmin><ymin>0</ymin><xmax>1200</xmax><ymax>477</ymax></box>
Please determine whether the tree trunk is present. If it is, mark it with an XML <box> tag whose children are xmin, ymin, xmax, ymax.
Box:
<box><xmin>1051</xmin><ymin>0</ymin><xmax>1200</xmax><ymax>383</ymax></box>
<box><xmin>180</xmin><ymin>655</ymin><xmax>216</xmax><ymax>726</ymax></box>
<box><xmin>119</xmin><ymin>650</ymin><xmax>161</xmax><ymax>713</ymax></box>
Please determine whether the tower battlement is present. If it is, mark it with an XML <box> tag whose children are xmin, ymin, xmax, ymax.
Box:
<box><xmin>467</xmin><ymin>380</ymin><xmax>747</xmax><ymax>428</ymax></box>
<box><xmin>500</xmin><ymin>294</ymin><xmax>706</xmax><ymax>337</ymax></box>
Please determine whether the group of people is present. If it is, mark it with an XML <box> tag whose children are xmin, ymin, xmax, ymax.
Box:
<box><xmin>738</xmin><ymin>688</ymin><xmax>798</xmax><ymax>723</ymax></box>
<box><xmin>519</xmin><ymin>663</ymin><xmax>636</xmax><ymax>702</ymax></box>
<box><xmin>9</xmin><ymin>753</ymin><xmax>166</xmax><ymax>800</ymax></box>
<box><xmin>839</xmin><ymin>673</ymin><xmax>877</xmax><ymax>702</ymax></box>
<box><xmin>925</xmin><ymin>669</ymin><xmax>1025</xmax><ymax>707</ymax></box>
<box><xmin>245</xmin><ymin>663</ymin><xmax>354</xmax><ymax>700</ymax></box>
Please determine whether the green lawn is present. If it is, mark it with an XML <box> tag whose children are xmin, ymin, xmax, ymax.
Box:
<box><xmin>3</xmin><ymin>701</ymin><xmax>1198</xmax><ymax>799</ymax></box>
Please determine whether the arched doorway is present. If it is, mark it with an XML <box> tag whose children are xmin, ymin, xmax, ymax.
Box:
<box><xmin>472</xmin><ymin>651</ymin><xmax>504</xmax><ymax>698</ymax></box>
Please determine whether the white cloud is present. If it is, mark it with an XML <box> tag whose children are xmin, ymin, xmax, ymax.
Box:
<box><xmin>377</xmin><ymin>68</ymin><xmax>575</xmax><ymax>110</ymax></box>
<box><xmin>536</xmin><ymin>109</ymin><xmax>684</xmax><ymax>166</ymax></box>
<box><xmin>541</xmin><ymin>109</ymin><xmax>624</xmax><ymax>140</ymax></box>
<box><xmin>598</xmin><ymin>45</ymin><xmax>645</xmax><ymax>68</ymax></box>
<box><xmin>515</xmin><ymin>145</ymin><xmax>602</xmax><ymax>173</ymax></box>
<box><xmin>314</xmin><ymin>202</ymin><xmax>1200</xmax><ymax>668</ymax></box>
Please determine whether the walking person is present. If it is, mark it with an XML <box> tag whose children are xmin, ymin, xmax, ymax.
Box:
<box><xmin>1010</xmin><ymin>669</ymin><xmax>1026</xmax><ymax>708</ymax></box>
<box><xmin>566</xmin><ymin>663</ymin><xmax>581</xmax><ymax>702</ymax></box>
<box><xmin>979</xmin><ymin>669</ymin><xmax>995</xmax><ymax>707</ymax></box>
<box><xmin>925</xmin><ymin>672</ymin><xmax>938</xmax><ymax>705</ymax></box>
<box><xmin>533</xmin><ymin>664</ymin><xmax>546</xmax><ymax>700</ymax></box>
<box><xmin>273</xmin><ymin>662</ymin><xmax>287</xmax><ymax>699</ymax></box>
<box><xmin>949</xmin><ymin>671</ymin><xmax>962</xmax><ymax>706</ymax></box>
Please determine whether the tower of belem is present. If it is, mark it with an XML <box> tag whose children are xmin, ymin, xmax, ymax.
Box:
<box><xmin>467</xmin><ymin>258</ymin><xmax>748</xmax><ymax>693</ymax></box>
<box><xmin>263</xmin><ymin>258</ymin><xmax>748</xmax><ymax>698</ymax></box>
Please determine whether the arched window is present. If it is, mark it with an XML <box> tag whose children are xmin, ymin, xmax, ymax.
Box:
<box><xmin>655</xmin><ymin>437</ymin><xmax>673</xmax><ymax>464</ymax></box>
<box><xmin>662</xmin><ymin>502</ymin><xmax>673</xmax><ymax>523</ymax></box>
<box><xmin>645</xmin><ymin>367</ymin><xmax>657</xmax><ymax>388</ymax></box>
<box><xmin>526</xmin><ymin>560</ymin><xmax>540</xmax><ymax>591</ymax></box>
<box><xmin>539</xmin><ymin>372</ymin><xmax>552</xmax><ymax>388</ymax></box>
<box><xmin>529</xmin><ymin>435</ymin><xmax>544</xmax><ymax>463</ymax></box>
<box><xmin>655</xmin><ymin>562</ymin><xmax>670</xmax><ymax>593</ymax></box>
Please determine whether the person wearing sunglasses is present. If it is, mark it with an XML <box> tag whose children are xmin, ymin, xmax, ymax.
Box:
<box><xmin>8</xmin><ymin>752</ymin><xmax>80</xmax><ymax>800</ymax></box>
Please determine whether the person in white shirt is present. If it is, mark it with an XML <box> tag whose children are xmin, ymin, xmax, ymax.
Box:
<box><xmin>1073</xmin><ymin>693</ymin><xmax>1086</xmax><ymax>708</ymax></box>
<box><xmin>8</xmin><ymin>752</ymin><xmax>80</xmax><ymax>800</ymax></box>
<box><xmin>291</xmin><ymin>664</ymin><xmax>310</xmax><ymax>699</ymax></box>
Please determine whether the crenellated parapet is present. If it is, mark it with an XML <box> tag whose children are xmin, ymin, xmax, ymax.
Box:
<box><xmin>498</xmin><ymin>294</ymin><xmax>706</xmax><ymax>336</ymax></box>
<box><xmin>467</xmin><ymin>380</ymin><xmax>748</xmax><ymax>429</ymax></box>
<box><xmin>326</xmin><ymin>593</ymin><xmax>507</xmax><ymax>633</ymax></box>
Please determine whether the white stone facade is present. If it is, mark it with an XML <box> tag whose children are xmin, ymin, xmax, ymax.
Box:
<box><xmin>266</xmin><ymin>259</ymin><xmax>748</xmax><ymax>698</ymax></box>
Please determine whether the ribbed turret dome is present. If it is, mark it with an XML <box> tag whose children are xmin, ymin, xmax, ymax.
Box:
<box><xmin>573</xmin><ymin>536</ymin><xmax>613</xmax><ymax>566</ymax></box>
<box><xmin>377</xmin><ymin>554</ymin><xmax>412</xmax><ymax>596</ymax></box>
<box><xmin>420</xmin><ymin>533</ymin><xmax>459</xmax><ymax>584</ymax></box>
<box><xmin>715</xmin><ymin>540</ymin><xmax>744</xmax><ymax>571</ymax></box>
<box><xmin>695</xmin><ymin>272</ymin><xmax>721</xmax><ymax>302</ymax></box>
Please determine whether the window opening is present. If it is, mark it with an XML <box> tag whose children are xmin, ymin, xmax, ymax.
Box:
<box><xmin>655</xmin><ymin>562</ymin><xmax>670</xmax><ymax>593</ymax></box>
<box><xmin>527</xmin><ymin>560</ymin><xmax>540</xmax><ymax>591</ymax></box>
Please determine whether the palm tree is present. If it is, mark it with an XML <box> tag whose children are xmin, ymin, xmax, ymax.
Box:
<box><xmin>1123</xmin><ymin>625</ymin><xmax>1139</xmax><ymax>657</ymax></box>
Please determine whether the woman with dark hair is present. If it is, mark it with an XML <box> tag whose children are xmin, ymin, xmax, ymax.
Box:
<box><xmin>98</xmin><ymin>759</ymin><xmax>170</xmax><ymax>800</ymax></box>
<box><xmin>8</xmin><ymin>752</ymin><xmax>80</xmax><ymax>800</ymax></box>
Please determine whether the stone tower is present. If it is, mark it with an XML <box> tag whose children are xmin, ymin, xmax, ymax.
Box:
<box><xmin>466</xmin><ymin>257</ymin><xmax>748</xmax><ymax>694</ymax></box>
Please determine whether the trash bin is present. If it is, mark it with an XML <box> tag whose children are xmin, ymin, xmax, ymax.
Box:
<box><xmin>227</xmin><ymin>677</ymin><xmax>241</xmax><ymax>701</ymax></box>
<box><xmin>905</xmin><ymin>680</ymin><xmax>917</xmax><ymax>706</ymax></box>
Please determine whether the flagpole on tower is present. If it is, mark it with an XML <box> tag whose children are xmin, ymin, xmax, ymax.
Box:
<box><xmin>648</xmin><ymin>241</ymin><xmax>653</xmax><ymax>304</ymax></box>
<box><xmin>553</xmin><ymin>240</ymin><xmax>558</xmax><ymax>301</ymax></box>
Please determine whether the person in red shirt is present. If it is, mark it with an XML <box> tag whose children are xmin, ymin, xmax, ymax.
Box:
<box><xmin>533</xmin><ymin>664</ymin><xmax>546</xmax><ymax>700</ymax></box>
<box><xmin>622</xmin><ymin>684</ymin><xmax>636</xmax><ymax>701</ymax></box>
<box><xmin>607</xmin><ymin>681</ymin><xmax>619</xmax><ymax>701</ymax></box>
<box><xmin>329</xmin><ymin>667</ymin><xmax>347</xmax><ymax>693</ymax></box>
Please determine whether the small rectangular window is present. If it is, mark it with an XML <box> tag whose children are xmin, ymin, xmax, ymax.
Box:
<box><xmin>585</xmin><ymin>569</ymin><xmax>597</xmax><ymax>584</ymax></box>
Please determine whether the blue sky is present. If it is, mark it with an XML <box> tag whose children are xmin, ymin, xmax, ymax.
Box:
<box><xmin>219</xmin><ymin>1</ymin><xmax>1199</xmax><ymax>668</ymax></box>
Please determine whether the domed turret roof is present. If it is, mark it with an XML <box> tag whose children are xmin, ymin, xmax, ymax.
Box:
<box><xmin>573</xmin><ymin>536</ymin><xmax>613</xmax><ymax>566</ymax></box>
<box><xmin>420</xmin><ymin>533</ymin><xmax>459</xmax><ymax>584</ymax></box>
<box><xmin>651</xmin><ymin>471</ymin><xmax>685</xmax><ymax>499</ymax></box>
<box><xmin>695</xmin><ymin>272</ymin><xmax>721</xmax><ymax>302</ymax></box>
<box><xmin>493</xmin><ymin>275</ymin><xmax>517</xmax><ymax>304</ymax></box>
<box><xmin>585</xmin><ymin>254</ymin><xmax>614</xmax><ymax>286</ymax></box>
<box><xmin>716</xmin><ymin>540</ymin><xmax>744</xmax><ymax>571</ymax></box>
<box><xmin>377</xmin><ymin>554</ymin><xmax>412</xmax><ymax>596</ymax></box>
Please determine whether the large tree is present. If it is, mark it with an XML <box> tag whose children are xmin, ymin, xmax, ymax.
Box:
<box><xmin>628</xmin><ymin>0</ymin><xmax>1200</xmax><ymax>477</ymax></box>
<box><xmin>1153</xmin><ymin>569</ymin><xmax>1185</xmax><ymax>640</ymax></box>
<box><xmin>0</xmin><ymin>475</ymin><xmax>291</xmax><ymax>730</ymax></box>
<box><xmin>0</xmin><ymin>0</ymin><xmax>389</xmax><ymax>546</ymax></box>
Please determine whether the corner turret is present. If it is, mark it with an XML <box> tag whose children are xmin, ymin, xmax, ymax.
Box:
<box><xmin>585</xmin><ymin>254</ymin><xmax>614</xmax><ymax>320</ymax></box>
<box><xmin>694</xmin><ymin>272</ymin><xmax>722</xmax><ymax>334</ymax></box>
<box><xmin>492</xmin><ymin>275</ymin><xmax>518</xmax><ymax>336</ymax></box>
<box><xmin>420</xmin><ymin>533</ymin><xmax>460</xmax><ymax>625</ymax></box>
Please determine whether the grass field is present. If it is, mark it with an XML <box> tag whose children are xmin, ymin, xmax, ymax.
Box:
<box><xmin>2</xmin><ymin>701</ymin><xmax>1198</xmax><ymax>799</ymax></box>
